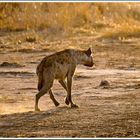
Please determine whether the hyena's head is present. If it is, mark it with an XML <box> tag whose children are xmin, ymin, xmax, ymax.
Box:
<box><xmin>78</xmin><ymin>48</ymin><xmax>94</xmax><ymax>67</ymax></box>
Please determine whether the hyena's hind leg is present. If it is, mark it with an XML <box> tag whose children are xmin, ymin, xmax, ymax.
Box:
<box><xmin>35</xmin><ymin>69</ymin><xmax>54</xmax><ymax>111</ymax></box>
<box><xmin>35</xmin><ymin>85</ymin><xmax>52</xmax><ymax>111</ymax></box>
<box><xmin>49</xmin><ymin>89</ymin><xmax>60</xmax><ymax>107</ymax></box>
<box><xmin>59</xmin><ymin>80</ymin><xmax>69</xmax><ymax>105</ymax></box>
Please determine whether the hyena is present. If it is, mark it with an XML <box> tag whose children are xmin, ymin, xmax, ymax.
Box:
<box><xmin>35</xmin><ymin>48</ymin><xmax>94</xmax><ymax>111</ymax></box>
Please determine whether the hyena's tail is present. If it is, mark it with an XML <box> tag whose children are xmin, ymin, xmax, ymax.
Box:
<box><xmin>37</xmin><ymin>73</ymin><xmax>43</xmax><ymax>91</ymax></box>
<box><xmin>36</xmin><ymin>63</ymin><xmax>43</xmax><ymax>91</ymax></box>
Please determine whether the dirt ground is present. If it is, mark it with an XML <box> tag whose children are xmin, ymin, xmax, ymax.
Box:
<box><xmin>0</xmin><ymin>30</ymin><xmax>140</xmax><ymax>138</ymax></box>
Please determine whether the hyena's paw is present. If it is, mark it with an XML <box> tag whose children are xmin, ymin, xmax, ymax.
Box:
<box><xmin>71</xmin><ymin>104</ymin><xmax>79</xmax><ymax>108</ymax></box>
<box><xmin>35</xmin><ymin>107</ymin><xmax>40</xmax><ymax>112</ymax></box>
<box><xmin>64</xmin><ymin>97</ymin><xmax>69</xmax><ymax>105</ymax></box>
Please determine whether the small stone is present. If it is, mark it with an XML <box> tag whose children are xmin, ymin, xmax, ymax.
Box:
<box><xmin>99</xmin><ymin>80</ymin><xmax>110</xmax><ymax>87</ymax></box>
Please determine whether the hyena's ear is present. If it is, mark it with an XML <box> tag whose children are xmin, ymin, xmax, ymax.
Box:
<box><xmin>85</xmin><ymin>48</ymin><xmax>92</xmax><ymax>56</ymax></box>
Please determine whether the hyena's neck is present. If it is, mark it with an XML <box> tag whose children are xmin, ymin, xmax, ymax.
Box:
<box><xmin>71</xmin><ymin>49</ymin><xmax>84</xmax><ymax>65</ymax></box>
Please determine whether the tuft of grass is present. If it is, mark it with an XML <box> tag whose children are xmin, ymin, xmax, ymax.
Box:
<box><xmin>100</xmin><ymin>24</ymin><xmax>140</xmax><ymax>41</ymax></box>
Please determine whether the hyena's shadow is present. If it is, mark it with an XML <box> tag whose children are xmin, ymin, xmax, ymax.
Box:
<box><xmin>35</xmin><ymin>105</ymin><xmax>79</xmax><ymax>119</ymax></box>
<box><xmin>45</xmin><ymin>105</ymin><xmax>78</xmax><ymax>115</ymax></box>
<box><xmin>0</xmin><ymin>106</ymin><xmax>78</xmax><ymax>126</ymax></box>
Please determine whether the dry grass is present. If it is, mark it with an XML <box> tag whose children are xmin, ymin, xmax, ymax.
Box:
<box><xmin>0</xmin><ymin>3</ymin><xmax>140</xmax><ymax>38</ymax></box>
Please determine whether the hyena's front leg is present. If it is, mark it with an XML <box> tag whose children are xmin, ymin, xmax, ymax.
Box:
<box><xmin>67</xmin><ymin>75</ymin><xmax>78</xmax><ymax>108</ymax></box>
<box><xmin>49</xmin><ymin>89</ymin><xmax>60</xmax><ymax>107</ymax></box>
<box><xmin>59</xmin><ymin>80</ymin><xmax>69</xmax><ymax>105</ymax></box>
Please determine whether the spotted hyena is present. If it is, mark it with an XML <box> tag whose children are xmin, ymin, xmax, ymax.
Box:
<box><xmin>35</xmin><ymin>48</ymin><xmax>94</xmax><ymax>111</ymax></box>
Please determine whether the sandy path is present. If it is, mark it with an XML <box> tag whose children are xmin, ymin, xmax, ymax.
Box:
<box><xmin>0</xmin><ymin>33</ymin><xmax>139</xmax><ymax>137</ymax></box>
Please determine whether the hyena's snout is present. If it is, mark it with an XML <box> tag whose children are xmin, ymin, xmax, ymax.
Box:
<box><xmin>84</xmin><ymin>57</ymin><xmax>94</xmax><ymax>67</ymax></box>
<box><xmin>86</xmin><ymin>61</ymin><xmax>94</xmax><ymax>67</ymax></box>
